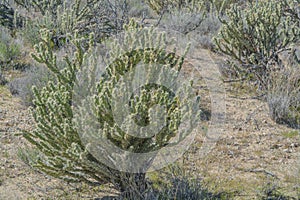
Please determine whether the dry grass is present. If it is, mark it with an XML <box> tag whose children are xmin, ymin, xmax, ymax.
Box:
<box><xmin>267</xmin><ymin>65</ymin><xmax>300</xmax><ymax>129</ymax></box>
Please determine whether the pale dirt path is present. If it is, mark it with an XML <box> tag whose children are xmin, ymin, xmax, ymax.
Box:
<box><xmin>186</xmin><ymin>51</ymin><xmax>300</xmax><ymax>199</ymax></box>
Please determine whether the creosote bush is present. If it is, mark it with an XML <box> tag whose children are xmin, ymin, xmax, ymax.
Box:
<box><xmin>24</xmin><ymin>20</ymin><xmax>199</xmax><ymax>199</ymax></box>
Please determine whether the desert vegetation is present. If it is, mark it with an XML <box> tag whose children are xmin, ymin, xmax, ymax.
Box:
<box><xmin>0</xmin><ymin>0</ymin><xmax>299</xmax><ymax>199</ymax></box>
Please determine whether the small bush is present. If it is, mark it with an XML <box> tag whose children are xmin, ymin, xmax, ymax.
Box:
<box><xmin>145</xmin><ymin>0</ymin><xmax>198</xmax><ymax>14</ymax></box>
<box><xmin>214</xmin><ymin>0</ymin><xmax>300</xmax><ymax>89</ymax></box>
<box><xmin>14</xmin><ymin>0</ymin><xmax>130</xmax><ymax>47</ymax></box>
<box><xmin>0</xmin><ymin>2</ymin><xmax>24</xmax><ymax>30</ymax></box>
<box><xmin>188</xmin><ymin>12</ymin><xmax>222</xmax><ymax>50</ymax></box>
<box><xmin>267</xmin><ymin>65</ymin><xmax>300</xmax><ymax>129</ymax></box>
<box><xmin>202</xmin><ymin>0</ymin><xmax>244</xmax><ymax>14</ymax></box>
<box><xmin>8</xmin><ymin>64</ymin><xmax>54</xmax><ymax>106</ymax></box>
<box><xmin>127</xmin><ymin>0</ymin><xmax>154</xmax><ymax>18</ymax></box>
<box><xmin>145</xmin><ymin>0</ymin><xmax>244</xmax><ymax>15</ymax></box>
<box><xmin>158</xmin><ymin>7</ymin><xmax>206</xmax><ymax>34</ymax></box>
<box><xmin>150</xmin><ymin>165</ymin><xmax>216</xmax><ymax>199</ymax></box>
<box><xmin>0</xmin><ymin>27</ymin><xmax>22</xmax><ymax>69</ymax></box>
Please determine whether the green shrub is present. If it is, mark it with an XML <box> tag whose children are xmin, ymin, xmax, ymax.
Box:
<box><xmin>214</xmin><ymin>0</ymin><xmax>300</xmax><ymax>89</ymax></box>
<box><xmin>24</xmin><ymin>0</ymin><xmax>110</xmax><ymax>46</ymax></box>
<box><xmin>3</xmin><ymin>0</ymin><xmax>130</xmax><ymax>48</ymax></box>
<box><xmin>23</xmin><ymin>20</ymin><xmax>199</xmax><ymax>198</ymax></box>
<box><xmin>0</xmin><ymin>1</ymin><xmax>24</xmax><ymax>30</ymax></box>
<box><xmin>0</xmin><ymin>27</ymin><xmax>22</xmax><ymax>69</ymax></box>
<box><xmin>149</xmin><ymin>0</ymin><xmax>249</xmax><ymax>50</ymax></box>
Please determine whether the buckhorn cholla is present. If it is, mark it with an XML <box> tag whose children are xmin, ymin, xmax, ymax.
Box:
<box><xmin>25</xmin><ymin>20</ymin><xmax>203</xmax><ymax>198</ymax></box>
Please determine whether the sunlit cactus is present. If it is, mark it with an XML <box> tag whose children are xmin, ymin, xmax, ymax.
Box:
<box><xmin>24</xmin><ymin>20</ymin><xmax>200</xmax><ymax>198</ymax></box>
<box><xmin>214</xmin><ymin>0</ymin><xmax>300</xmax><ymax>89</ymax></box>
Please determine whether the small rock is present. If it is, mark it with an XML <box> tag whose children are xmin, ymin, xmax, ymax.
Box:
<box><xmin>290</xmin><ymin>143</ymin><xmax>299</xmax><ymax>148</ymax></box>
<box><xmin>283</xmin><ymin>149</ymin><xmax>292</xmax><ymax>153</ymax></box>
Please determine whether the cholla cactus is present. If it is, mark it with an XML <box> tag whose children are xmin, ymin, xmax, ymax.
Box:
<box><xmin>2</xmin><ymin>0</ymin><xmax>130</xmax><ymax>48</ymax></box>
<box><xmin>14</xmin><ymin>0</ymin><xmax>63</xmax><ymax>15</ymax></box>
<box><xmin>0</xmin><ymin>2</ymin><xmax>24</xmax><ymax>30</ymax></box>
<box><xmin>31</xmin><ymin>0</ymin><xmax>109</xmax><ymax>47</ymax></box>
<box><xmin>214</xmin><ymin>0</ymin><xmax>300</xmax><ymax>89</ymax></box>
<box><xmin>24</xmin><ymin>20</ymin><xmax>199</xmax><ymax>198</ymax></box>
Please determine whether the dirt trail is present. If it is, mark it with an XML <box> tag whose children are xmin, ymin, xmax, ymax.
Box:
<box><xmin>192</xmin><ymin>86</ymin><xmax>300</xmax><ymax>198</ymax></box>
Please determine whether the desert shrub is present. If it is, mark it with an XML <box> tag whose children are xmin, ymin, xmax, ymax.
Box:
<box><xmin>0</xmin><ymin>27</ymin><xmax>22</xmax><ymax>70</ymax></box>
<box><xmin>202</xmin><ymin>0</ymin><xmax>245</xmax><ymax>14</ymax></box>
<box><xmin>23</xmin><ymin>0</ymin><xmax>111</xmax><ymax>47</ymax></box>
<box><xmin>23</xmin><ymin>20</ymin><xmax>199</xmax><ymax>199</ymax></box>
<box><xmin>145</xmin><ymin>0</ymin><xmax>198</xmax><ymax>15</ymax></box>
<box><xmin>2</xmin><ymin>0</ymin><xmax>131</xmax><ymax>49</ymax></box>
<box><xmin>127</xmin><ymin>0</ymin><xmax>154</xmax><ymax>19</ymax></box>
<box><xmin>8</xmin><ymin>64</ymin><xmax>54</xmax><ymax>106</ymax></box>
<box><xmin>157</xmin><ymin>1</ymin><xmax>249</xmax><ymax>50</ymax></box>
<box><xmin>145</xmin><ymin>0</ymin><xmax>245</xmax><ymax>15</ymax></box>
<box><xmin>267</xmin><ymin>65</ymin><xmax>300</xmax><ymax>129</ymax></box>
<box><xmin>13</xmin><ymin>0</ymin><xmax>63</xmax><ymax>16</ymax></box>
<box><xmin>190</xmin><ymin>12</ymin><xmax>222</xmax><ymax>49</ymax></box>
<box><xmin>0</xmin><ymin>1</ymin><xmax>24</xmax><ymax>30</ymax></box>
<box><xmin>214</xmin><ymin>0</ymin><xmax>300</xmax><ymax>89</ymax></box>
<box><xmin>158</xmin><ymin>5</ymin><xmax>206</xmax><ymax>34</ymax></box>
<box><xmin>158</xmin><ymin>8</ymin><xmax>222</xmax><ymax>49</ymax></box>
<box><xmin>149</xmin><ymin>165</ymin><xmax>216</xmax><ymax>200</ymax></box>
